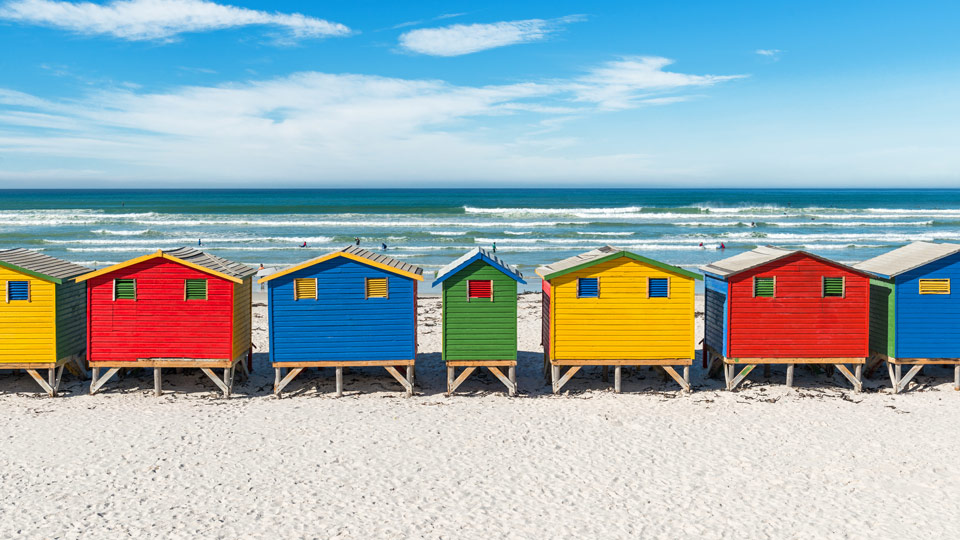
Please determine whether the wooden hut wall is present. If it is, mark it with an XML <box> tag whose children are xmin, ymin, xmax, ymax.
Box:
<box><xmin>232</xmin><ymin>277</ymin><xmax>252</xmax><ymax>360</ymax></box>
<box><xmin>87</xmin><ymin>259</ymin><xmax>236</xmax><ymax>362</ymax></box>
<box><xmin>868</xmin><ymin>279</ymin><xmax>895</xmax><ymax>357</ymax></box>
<box><xmin>441</xmin><ymin>259</ymin><xmax>517</xmax><ymax>362</ymax></box>
<box><xmin>267</xmin><ymin>257</ymin><xmax>416</xmax><ymax>363</ymax></box>
<box><xmin>893</xmin><ymin>251</ymin><xmax>960</xmax><ymax>358</ymax></box>
<box><xmin>703</xmin><ymin>275</ymin><xmax>728</xmax><ymax>357</ymax></box>
<box><xmin>727</xmin><ymin>253</ymin><xmax>869</xmax><ymax>358</ymax></box>
<box><xmin>550</xmin><ymin>257</ymin><xmax>696</xmax><ymax>361</ymax></box>
<box><xmin>0</xmin><ymin>268</ymin><xmax>56</xmax><ymax>363</ymax></box>
<box><xmin>541</xmin><ymin>278</ymin><xmax>551</xmax><ymax>363</ymax></box>
<box><xmin>55</xmin><ymin>277</ymin><xmax>86</xmax><ymax>360</ymax></box>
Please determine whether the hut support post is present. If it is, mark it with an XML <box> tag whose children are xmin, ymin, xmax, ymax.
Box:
<box><xmin>335</xmin><ymin>367</ymin><xmax>343</xmax><ymax>397</ymax></box>
<box><xmin>446</xmin><ymin>367</ymin><xmax>476</xmax><ymax>395</ymax></box>
<box><xmin>894</xmin><ymin>365</ymin><xmax>923</xmax><ymax>394</ymax></box>
<box><xmin>508</xmin><ymin>366</ymin><xmax>517</xmax><ymax>396</ymax></box>
<box><xmin>274</xmin><ymin>367</ymin><xmax>303</xmax><ymax>397</ymax></box>
<box><xmin>384</xmin><ymin>366</ymin><xmax>414</xmax><ymax>397</ymax></box>
<box><xmin>25</xmin><ymin>365</ymin><xmax>64</xmax><ymax>397</ymax></box>
<box><xmin>447</xmin><ymin>365</ymin><xmax>516</xmax><ymax>396</ymax></box>
<box><xmin>726</xmin><ymin>364</ymin><xmax>756</xmax><ymax>391</ymax></box>
<box><xmin>786</xmin><ymin>364</ymin><xmax>795</xmax><ymax>387</ymax></box>
<box><xmin>154</xmin><ymin>368</ymin><xmax>162</xmax><ymax>397</ymax></box>
<box><xmin>955</xmin><ymin>365</ymin><xmax>959</xmax><ymax>391</ymax></box>
<box><xmin>663</xmin><ymin>366</ymin><xmax>691</xmax><ymax>392</ymax></box>
<box><xmin>614</xmin><ymin>366</ymin><xmax>621</xmax><ymax>393</ymax></box>
<box><xmin>552</xmin><ymin>366</ymin><xmax>581</xmax><ymax>394</ymax></box>
<box><xmin>835</xmin><ymin>364</ymin><xmax>863</xmax><ymax>393</ymax></box>
<box><xmin>273</xmin><ymin>368</ymin><xmax>281</xmax><ymax>393</ymax></box>
<box><xmin>446</xmin><ymin>367</ymin><xmax>454</xmax><ymax>394</ymax></box>
<box><xmin>89</xmin><ymin>367</ymin><xmax>120</xmax><ymax>395</ymax></box>
<box><xmin>683</xmin><ymin>366</ymin><xmax>690</xmax><ymax>387</ymax></box>
<box><xmin>487</xmin><ymin>367</ymin><xmax>516</xmax><ymax>396</ymax></box>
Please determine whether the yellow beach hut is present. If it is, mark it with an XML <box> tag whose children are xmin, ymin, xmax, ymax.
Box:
<box><xmin>537</xmin><ymin>246</ymin><xmax>701</xmax><ymax>393</ymax></box>
<box><xmin>0</xmin><ymin>249</ymin><xmax>89</xmax><ymax>396</ymax></box>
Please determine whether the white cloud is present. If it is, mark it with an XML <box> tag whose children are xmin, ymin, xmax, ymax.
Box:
<box><xmin>0</xmin><ymin>0</ymin><xmax>351</xmax><ymax>41</ymax></box>
<box><xmin>398</xmin><ymin>16</ymin><xmax>581</xmax><ymax>56</ymax></box>
<box><xmin>0</xmin><ymin>58</ymin><xmax>743</xmax><ymax>184</ymax></box>
<box><xmin>756</xmin><ymin>49</ymin><xmax>782</xmax><ymax>60</ymax></box>
<box><xmin>571</xmin><ymin>56</ymin><xmax>747</xmax><ymax>110</ymax></box>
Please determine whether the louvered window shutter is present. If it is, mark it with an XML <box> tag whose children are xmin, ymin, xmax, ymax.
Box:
<box><xmin>648</xmin><ymin>278</ymin><xmax>669</xmax><ymax>298</ymax></box>
<box><xmin>366</xmin><ymin>278</ymin><xmax>388</xmax><ymax>298</ymax></box>
<box><xmin>6</xmin><ymin>281</ymin><xmax>29</xmax><ymax>302</ymax></box>
<box><xmin>114</xmin><ymin>279</ymin><xmax>136</xmax><ymax>300</ymax></box>
<box><xmin>919</xmin><ymin>278</ymin><xmax>950</xmax><ymax>295</ymax></box>
<box><xmin>468</xmin><ymin>280</ymin><xmax>492</xmax><ymax>300</ymax></box>
<box><xmin>823</xmin><ymin>277</ymin><xmax>844</xmax><ymax>297</ymax></box>
<box><xmin>185</xmin><ymin>279</ymin><xmax>207</xmax><ymax>300</ymax></box>
<box><xmin>294</xmin><ymin>278</ymin><xmax>317</xmax><ymax>300</ymax></box>
<box><xmin>754</xmin><ymin>277</ymin><xmax>774</xmax><ymax>298</ymax></box>
<box><xmin>578</xmin><ymin>278</ymin><xmax>599</xmax><ymax>298</ymax></box>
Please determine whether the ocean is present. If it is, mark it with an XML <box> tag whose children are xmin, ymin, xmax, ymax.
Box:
<box><xmin>2</xmin><ymin>188</ymin><xmax>960</xmax><ymax>293</ymax></box>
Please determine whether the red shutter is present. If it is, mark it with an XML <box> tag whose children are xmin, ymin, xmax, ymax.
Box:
<box><xmin>468</xmin><ymin>280</ymin><xmax>492</xmax><ymax>299</ymax></box>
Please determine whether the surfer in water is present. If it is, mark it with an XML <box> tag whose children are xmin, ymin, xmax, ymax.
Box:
<box><xmin>381</xmin><ymin>242</ymin><xmax>387</xmax><ymax>251</ymax></box>
<box><xmin>300</xmin><ymin>241</ymin><xmax>307</xmax><ymax>248</ymax></box>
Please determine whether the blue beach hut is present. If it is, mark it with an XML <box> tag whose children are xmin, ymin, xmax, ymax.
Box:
<box><xmin>258</xmin><ymin>245</ymin><xmax>424</xmax><ymax>397</ymax></box>
<box><xmin>854</xmin><ymin>241</ymin><xmax>960</xmax><ymax>393</ymax></box>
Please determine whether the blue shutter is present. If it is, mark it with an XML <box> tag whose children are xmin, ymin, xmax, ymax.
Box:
<box><xmin>7</xmin><ymin>281</ymin><xmax>29</xmax><ymax>301</ymax></box>
<box><xmin>578</xmin><ymin>278</ymin><xmax>599</xmax><ymax>298</ymax></box>
<box><xmin>649</xmin><ymin>278</ymin><xmax>669</xmax><ymax>298</ymax></box>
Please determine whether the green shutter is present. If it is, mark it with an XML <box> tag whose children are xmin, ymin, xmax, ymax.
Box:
<box><xmin>823</xmin><ymin>277</ymin><xmax>844</xmax><ymax>297</ymax></box>
<box><xmin>185</xmin><ymin>279</ymin><xmax>207</xmax><ymax>300</ymax></box>
<box><xmin>754</xmin><ymin>277</ymin><xmax>774</xmax><ymax>298</ymax></box>
<box><xmin>115</xmin><ymin>279</ymin><xmax>136</xmax><ymax>300</ymax></box>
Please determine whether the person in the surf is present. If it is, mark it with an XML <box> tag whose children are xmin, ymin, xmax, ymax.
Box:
<box><xmin>198</xmin><ymin>238</ymin><xmax>202</xmax><ymax>247</ymax></box>
<box><xmin>301</xmin><ymin>241</ymin><xmax>307</xmax><ymax>248</ymax></box>
<box><xmin>699</xmin><ymin>242</ymin><xmax>704</xmax><ymax>248</ymax></box>
<box><xmin>381</xmin><ymin>242</ymin><xmax>387</xmax><ymax>251</ymax></box>
<box><xmin>720</xmin><ymin>242</ymin><xmax>726</xmax><ymax>250</ymax></box>
<box><xmin>355</xmin><ymin>237</ymin><xmax>360</xmax><ymax>246</ymax></box>
<box><xmin>492</xmin><ymin>241</ymin><xmax>497</xmax><ymax>253</ymax></box>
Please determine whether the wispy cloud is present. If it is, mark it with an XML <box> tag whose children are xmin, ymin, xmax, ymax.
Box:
<box><xmin>0</xmin><ymin>57</ymin><xmax>743</xmax><ymax>184</ymax></box>
<box><xmin>398</xmin><ymin>15</ymin><xmax>583</xmax><ymax>56</ymax></box>
<box><xmin>0</xmin><ymin>0</ymin><xmax>351</xmax><ymax>41</ymax></box>
<box><xmin>755</xmin><ymin>48</ymin><xmax>782</xmax><ymax>60</ymax></box>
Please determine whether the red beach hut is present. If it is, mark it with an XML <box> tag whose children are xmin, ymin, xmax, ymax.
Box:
<box><xmin>76</xmin><ymin>248</ymin><xmax>256</xmax><ymax>397</ymax></box>
<box><xmin>701</xmin><ymin>246</ymin><xmax>871</xmax><ymax>391</ymax></box>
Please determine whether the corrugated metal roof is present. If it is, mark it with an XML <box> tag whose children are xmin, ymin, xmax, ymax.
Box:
<box><xmin>0</xmin><ymin>248</ymin><xmax>90</xmax><ymax>281</ymax></box>
<box><xmin>854</xmin><ymin>241</ymin><xmax>960</xmax><ymax>278</ymax></box>
<box><xmin>338</xmin><ymin>245</ymin><xmax>424</xmax><ymax>276</ymax></box>
<box><xmin>536</xmin><ymin>245</ymin><xmax>621</xmax><ymax>277</ymax></box>
<box><xmin>699</xmin><ymin>246</ymin><xmax>796</xmax><ymax>277</ymax></box>
<box><xmin>434</xmin><ymin>247</ymin><xmax>524</xmax><ymax>285</ymax></box>
<box><xmin>165</xmin><ymin>247</ymin><xmax>257</xmax><ymax>279</ymax></box>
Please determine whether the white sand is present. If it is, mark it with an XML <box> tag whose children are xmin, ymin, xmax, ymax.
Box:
<box><xmin>0</xmin><ymin>294</ymin><xmax>958</xmax><ymax>538</ymax></box>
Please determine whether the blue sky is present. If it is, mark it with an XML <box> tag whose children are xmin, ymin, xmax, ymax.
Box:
<box><xmin>0</xmin><ymin>0</ymin><xmax>957</xmax><ymax>187</ymax></box>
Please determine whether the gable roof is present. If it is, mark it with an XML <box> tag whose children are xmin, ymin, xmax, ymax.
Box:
<box><xmin>259</xmin><ymin>245</ymin><xmax>425</xmax><ymax>284</ymax></box>
<box><xmin>854</xmin><ymin>241</ymin><xmax>960</xmax><ymax>279</ymax></box>
<box><xmin>76</xmin><ymin>248</ymin><xmax>255</xmax><ymax>283</ymax></box>
<box><xmin>0</xmin><ymin>248</ymin><xmax>90</xmax><ymax>284</ymax></box>
<box><xmin>432</xmin><ymin>248</ymin><xmax>526</xmax><ymax>287</ymax></box>
<box><xmin>700</xmin><ymin>245</ymin><xmax>869</xmax><ymax>279</ymax></box>
<box><xmin>535</xmin><ymin>245</ymin><xmax>701</xmax><ymax>281</ymax></box>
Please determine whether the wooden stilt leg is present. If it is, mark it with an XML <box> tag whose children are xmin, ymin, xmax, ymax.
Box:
<box><xmin>896</xmin><ymin>365</ymin><xmax>923</xmax><ymax>394</ymax></box>
<box><xmin>508</xmin><ymin>365</ymin><xmax>516</xmax><ymax>397</ymax></box>
<box><xmin>855</xmin><ymin>364</ymin><xmax>863</xmax><ymax>392</ymax></box>
<box><xmin>26</xmin><ymin>370</ymin><xmax>56</xmax><ymax>396</ymax></box>
<box><xmin>384</xmin><ymin>366</ymin><xmax>414</xmax><ymax>396</ymax></box>
<box><xmin>723</xmin><ymin>363</ymin><xmax>732</xmax><ymax>390</ymax></box>
<box><xmin>154</xmin><ymin>367</ymin><xmax>162</xmax><ymax>397</ymax></box>
<box><xmin>335</xmin><ymin>366</ymin><xmax>343</xmax><ymax>397</ymax></box>
<box><xmin>446</xmin><ymin>366</ymin><xmax>454</xmax><ymax>395</ymax></box>
<box><xmin>836</xmin><ymin>364</ymin><xmax>863</xmax><ymax>393</ymax></box>
<box><xmin>48</xmin><ymin>368</ymin><xmax>55</xmax><ymax>395</ymax></box>
<box><xmin>728</xmin><ymin>364</ymin><xmax>756</xmax><ymax>391</ymax></box>
<box><xmin>274</xmin><ymin>367</ymin><xmax>303</xmax><ymax>397</ymax></box>
<box><xmin>955</xmin><ymin>365</ymin><xmax>959</xmax><ymax>391</ymax></box>
<box><xmin>90</xmin><ymin>367</ymin><xmax>120</xmax><ymax>395</ymax></box>
<box><xmin>887</xmin><ymin>362</ymin><xmax>897</xmax><ymax>393</ymax></box>
<box><xmin>199</xmin><ymin>367</ymin><xmax>230</xmax><ymax>397</ymax></box>
<box><xmin>274</xmin><ymin>368</ymin><xmax>281</xmax><ymax>393</ymax></box>
<box><xmin>408</xmin><ymin>365</ymin><xmax>415</xmax><ymax>390</ymax></box>
<box><xmin>488</xmin><ymin>367</ymin><xmax>516</xmax><ymax>396</ymax></box>
<box><xmin>614</xmin><ymin>366</ymin><xmax>621</xmax><ymax>393</ymax></box>
<box><xmin>53</xmin><ymin>365</ymin><xmax>64</xmax><ymax>396</ymax></box>
<box><xmin>895</xmin><ymin>365</ymin><xmax>903</xmax><ymax>394</ymax></box>
<box><xmin>551</xmin><ymin>365</ymin><xmax>559</xmax><ymax>394</ymax></box>
<box><xmin>786</xmin><ymin>364</ymin><xmax>795</xmax><ymax>388</ymax></box>
<box><xmin>553</xmin><ymin>366</ymin><xmax>581</xmax><ymax>393</ymax></box>
<box><xmin>602</xmin><ymin>365</ymin><xmax>609</xmax><ymax>382</ymax></box>
<box><xmin>663</xmin><ymin>366</ymin><xmax>692</xmax><ymax>392</ymax></box>
<box><xmin>448</xmin><ymin>367</ymin><xmax>476</xmax><ymax>394</ymax></box>
<box><xmin>683</xmin><ymin>366</ymin><xmax>690</xmax><ymax>387</ymax></box>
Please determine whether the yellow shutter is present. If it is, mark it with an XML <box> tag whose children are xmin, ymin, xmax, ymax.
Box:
<box><xmin>294</xmin><ymin>278</ymin><xmax>317</xmax><ymax>300</ymax></box>
<box><xmin>919</xmin><ymin>278</ymin><xmax>950</xmax><ymax>295</ymax></box>
<box><xmin>366</xmin><ymin>278</ymin><xmax>388</xmax><ymax>298</ymax></box>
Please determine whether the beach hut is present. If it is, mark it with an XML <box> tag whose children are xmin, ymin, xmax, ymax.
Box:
<box><xmin>854</xmin><ymin>241</ymin><xmax>960</xmax><ymax>393</ymax></box>
<box><xmin>259</xmin><ymin>245</ymin><xmax>424</xmax><ymax>397</ymax></box>
<box><xmin>76</xmin><ymin>248</ymin><xmax>256</xmax><ymax>397</ymax></box>
<box><xmin>537</xmin><ymin>246</ymin><xmax>701</xmax><ymax>393</ymax></box>
<box><xmin>0</xmin><ymin>249</ymin><xmax>89</xmax><ymax>396</ymax></box>
<box><xmin>433</xmin><ymin>248</ymin><xmax>526</xmax><ymax>396</ymax></box>
<box><xmin>701</xmin><ymin>246</ymin><xmax>871</xmax><ymax>391</ymax></box>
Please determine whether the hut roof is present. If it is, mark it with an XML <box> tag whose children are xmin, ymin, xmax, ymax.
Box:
<box><xmin>259</xmin><ymin>245</ymin><xmax>425</xmax><ymax>284</ymax></box>
<box><xmin>536</xmin><ymin>245</ymin><xmax>701</xmax><ymax>281</ymax></box>
<box><xmin>0</xmin><ymin>248</ymin><xmax>90</xmax><ymax>284</ymax></box>
<box><xmin>854</xmin><ymin>241</ymin><xmax>960</xmax><ymax>279</ymax></box>
<box><xmin>76</xmin><ymin>248</ymin><xmax>255</xmax><ymax>283</ymax></box>
<box><xmin>701</xmin><ymin>245</ymin><xmax>868</xmax><ymax>279</ymax></box>
<box><xmin>432</xmin><ymin>248</ymin><xmax>526</xmax><ymax>287</ymax></box>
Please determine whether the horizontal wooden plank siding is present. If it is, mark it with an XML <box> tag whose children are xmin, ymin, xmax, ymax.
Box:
<box><xmin>703</xmin><ymin>275</ymin><xmax>728</xmax><ymax>356</ymax></box>
<box><xmin>441</xmin><ymin>260</ymin><xmax>517</xmax><ymax>362</ymax></box>
<box><xmin>895</xmin><ymin>251</ymin><xmax>960</xmax><ymax>358</ymax></box>
<box><xmin>542</xmin><ymin>279</ymin><xmax>551</xmax><ymax>362</ymax></box>
<box><xmin>727</xmin><ymin>253</ymin><xmax>869</xmax><ymax>358</ymax></box>
<box><xmin>0</xmin><ymin>268</ymin><xmax>55</xmax><ymax>363</ymax></box>
<box><xmin>232</xmin><ymin>277</ymin><xmax>252</xmax><ymax>360</ymax></box>
<box><xmin>868</xmin><ymin>279</ymin><xmax>895</xmax><ymax>356</ymax></box>
<box><xmin>87</xmin><ymin>259</ymin><xmax>235</xmax><ymax>362</ymax></box>
<box><xmin>55</xmin><ymin>278</ymin><xmax>86</xmax><ymax>360</ymax></box>
<box><xmin>268</xmin><ymin>257</ymin><xmax>416</xmax><ymax>363</ymax></box>
<box><xmin>550</xmin><ymin>257</ymin><xmax>696</xmax><ymax>361</ymax></box>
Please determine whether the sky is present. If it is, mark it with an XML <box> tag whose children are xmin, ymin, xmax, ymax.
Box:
<box><xmin>0</xmin><ymin>0</ymin><xmax>958</xmax><ymax>187</ymax></box>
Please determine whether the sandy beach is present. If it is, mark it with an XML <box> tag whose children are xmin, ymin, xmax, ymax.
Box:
<box><xmin>0</xmin><ymin>293</ymin><xmax>957</xmax><ymax>539</ymax></box>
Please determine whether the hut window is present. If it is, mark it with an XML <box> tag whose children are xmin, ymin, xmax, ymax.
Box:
<box><xmin>753</xmin><ymin>277</ymin><xmax>775</xmax><ymax>298</ymax></box>
<box><xmin>577</xmin><ymin>278</ymin><xmax>599</xmax><ymax>298</ymax></box>
<box><xmin>294</xmin><ymin>278</ymin><xmax>317</xmax><ymax>300</ymax></box>
<box><xmin>648</xmin><ymin>278</ymin><xmax>669</xmax><ymax>298</ymax></box>
<box><xmin>185</xmin><ymin>279</ymin><xmax>207</xmax><ymax>300</ymax></box>
<box><xmin>468</xmin><ymin>280</ymin><xmax>493</xmax><ymax>300</ymax></box>
<box><xmin>823</xmin><ymin>277</ymin><xmax>845</xmax><ymax>297</ymax></box>
<box><xmin>6</xmin><ymin>281</ymin><xmax>29</xmax><ymax>302</ymax></box>
<box><xmin>919</xmin><ymin>278</ymin><xmax>950</xmax><ymax>295</ymax></box>
<box><xmin>114</xmin><ymin>279</ymin><xmax>136</xmax><ymax>300</ymax></box>
<box><xmin>366</xmin><ymin>278</ymin><xmax>388</xmax><ymax>299</ymax></box>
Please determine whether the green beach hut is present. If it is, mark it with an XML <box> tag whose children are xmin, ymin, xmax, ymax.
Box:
<box><xmin>433</xmin><ymin>248</ymin><xmax>526</xmax><ymax>395</ymax></box>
